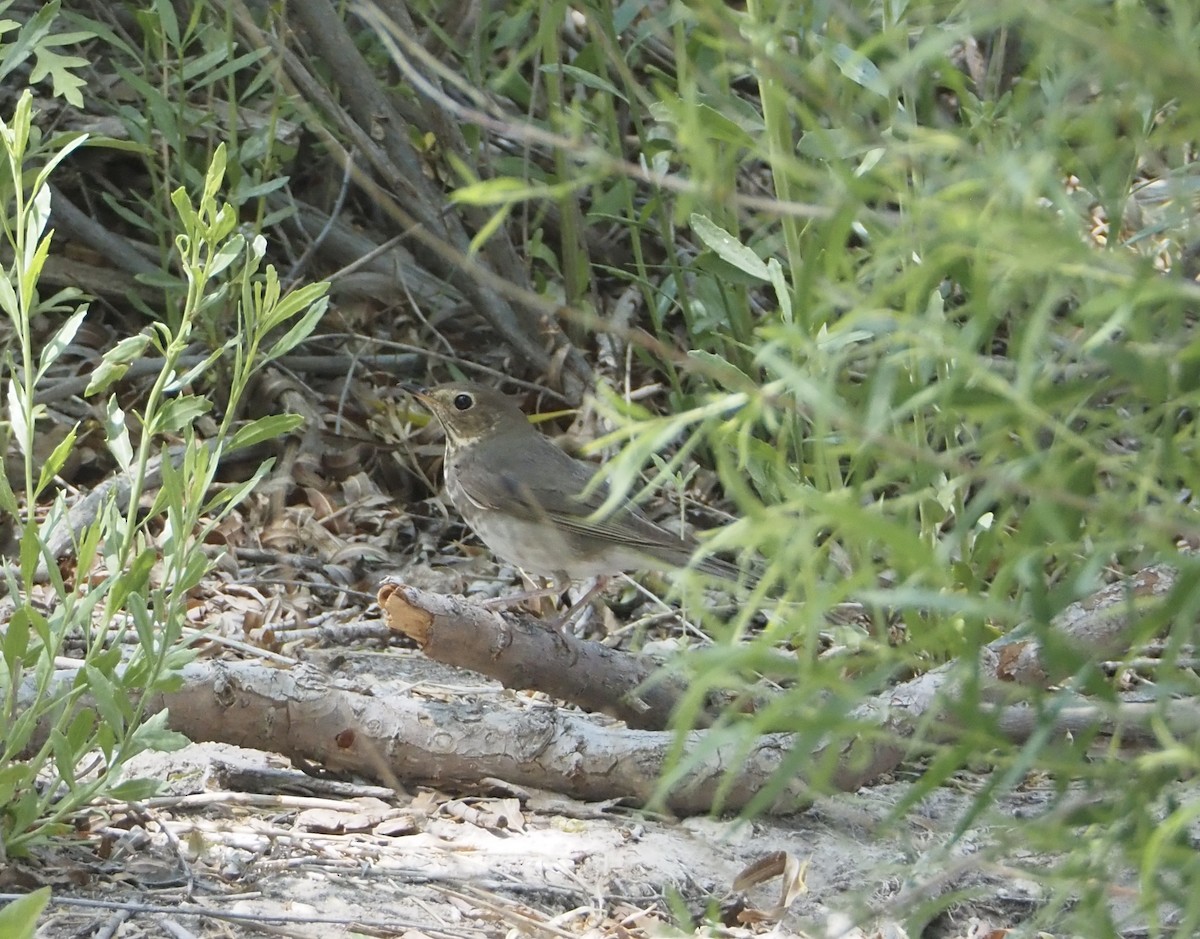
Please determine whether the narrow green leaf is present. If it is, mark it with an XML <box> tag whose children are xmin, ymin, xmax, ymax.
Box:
<box><xmin>170</xmin><ymin>187</ymin><xmax>198</xmax><ymax>231</ymax></box>
<box><xmin>766</xmin><ymin>258</ymin><xmax>792</xmax><ymax>324</ymax></box>
<box><xmin>0</xmin><ymin>273</ymin><xmax>18</xmax><ymax>317</ymax></box>
<box><xmin>202</xmin><ymin>464</ymin><xmax>270</xmax><ymax>516</ymax></box>
<box><xmin>7</xmin><ymin>380</ymin><xmax>29</xmax><ymax>458</ymax></box>
<box><xmin>465</xmin><ymin>205</ymin><xmax>510</xmax><ymax>256</ymax></box>
<box><xmin>228</xmin><ymin>414</ymin><xmax>303</xmax><ymax>452</ymax></box>
<box><xmin>103</xmin><ymin>396</ymin><xmax>132</xmax><ymax>471</ymax></box>
<box><xmin>86</xmin><ymin>331</ymin><xmax>152</xmax><ymax>396</ymax></box>
<box><xmin>129</xmin><ymin>709</ymin><xmax>189</xmax><ymax>753</ymax></box>
<box><xmin>828</xmin><ymin>42</ymin><xmax>888</xmax><ymax>97</ymax></box>
<box><xmin>106</xmin><ymin>778</ymin><xmax>161</xmax><ymax>801</ymax></box>
<box><xmin>151</xmin><ymin>0</ymin><xmax>180</xmax><ymax>46</ymax></box>
<box><xmin>64</xmin><ymin>707</ymin><xmax>97</xmax><ymax>754</ymax></box>
<box><xmin>263</xmin><ymin>296</ymin><xmax>328</xmax><ymax>361</ymax></box>
<box><xmin>108</xmin><ymin>548</ymin><xmax>156</xmax><ymax>619</ymax></box>
<box><xmin>207</xmin><ymin>234</ymin><xmax>244</xmax><ymax>278</ymax></box>
<box><xmin>34</xmin><ymin>425</ymin><xmax>77</xmax><ymax>497</ymax></box>
<box><xmin>0</xmin><ymin>766</ymin><xmax>28</xmax><ymax>808</ymax></box>
<box><xmin>82</xmin><ymin>664</ymin><xmax>127</xmax><ymax>734</ymax></box>
<box><xmin>690</xmin><ymin>214</ymin><xmax>770</xmax><ymax>281</ymax></box>
<box><xmin>2</xmin><ymin>604</ymin><xmax>30</xmax><ymax>668</ymax></box>
<box><xmin>50</xmin><ymin>728</ymin><xmax>79</xmax><ymax>786</ymax></box>
<box><xmin>34</xmin><ymin>132</ymin><xmax>88</xmax><ymax>192</ymax></box>
<box><xmin>686</xmin><ymin>350</ymin><xmax>758</xmax><ymax>393</ymax></box>
<box><xmin>450</xmin><ymin>177</ymin><xmax>537</xmax><ymax>206</ymax></box>
<box><xmin>201</xmin><ymin>143</ymin><xmax>227</xmax><ymax>208</ymax></box>
<box><xmin>0</xmin><ymin>885</ymin><xmax>51</xmax><ymax>938</ymax></box>
<box><xmin>169</xmin><ymin>342</ymin><xmax>231</xmax><ymax>393</ymax></box>
<box><xmin>23</xmin><ymin>185</ymin><xmax>52</xmax><ymax>266</ymax></box>
<box><xmin>155</xmin><ymin>395</ymin><xmax>212</xmax><ymax>433</ymax></box>
<box><xmin>179</xmin><ymin>45</ymin><xmax>230</xmax><ymax>83</ymax></box>
<box><xmin>540</xmin><ymin>63</ymin><xmax>627</xmax><ymax>101</ymax></box>
<box><xmin>259</xmin><ymin>279</ymin><xmax>328</xmax><ymax>334</ymax></box>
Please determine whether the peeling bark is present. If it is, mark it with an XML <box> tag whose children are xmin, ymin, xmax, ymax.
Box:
<box><xmin>377</xmin><ymin>582</ymin><xmax>716</xmax><ymax>730</ymax></box>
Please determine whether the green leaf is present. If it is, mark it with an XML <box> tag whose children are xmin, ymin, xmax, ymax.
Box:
<box><xmin>103</xmin><ymin>396</ymin><xmax>132</xmax><ymax>471</ymax></box>
<box><xmin>82</xmin><ymin>664</ymin><xmax>127</xmax><ymax>736</ymax></box>
<box><xmin>827</xmin><ymin>42</ymin><xmax>888</xmax><ymax>97</ymax></box>
<box><xmin>2</xmin><ymin>603</ymin><xmax>30</xmax><ymax>668</ymax></box>
<box><xmin>263</xmin><ymin>296</ymin><xmax>328</xmax><ymax>361</ymax></box>
<box><xmin>766</xmin><ymin>258</ymin><xmax>793</xmax><ymax>324</ymax></box>
<box><xmin>690</xmin><ymin>214</ymin><xmax>770</xmax><ymax>281</ymax></box>
<box><xmin>686</xmin><ymin>350</ymin><xmax>758</xmax><ymax>393</ymax></box>
<box><xmin>259</xmin><ymin>278</ymin><xmax>328</xmax><ymax>334</ymax></box>
<box><xmin>650</xmin><ymin>99</ymin><xmax>758</xmax><ymax>147</ymax></box>
<box><xmin>128</xmin><ymin>709</ymin><xmax>189</xmax><ymax>753</ymax></box>
<box><xmin>29</xmin><ymin>45</ymin><xmax>89</xmax><ymax>108</ymax></box>
<box><xmin>34</xmin><ymin>425</ymin><xmax>77</xmax><ymax>497</ymax></box>
<box><xmin>36</xmin><ymin>134</ymin><xmax>88</xmax><ymax>194</ymax></box>
<box><xmin>87</xmin><ymin>331</ymin><xmax>152</xmax><ymax>396</ymax></box>
<box><xmin>7</xmin><ymin>380</ymin><xmax>29</xmax><ymax>458</ymax></box>
<box><xmin>50</xmin><ymin>728</ymin><xmax>79</xmax><ymax>786</ymax></box>
<box><xmin>65</xmin><ymin>707</ymin><xmax>97</xmax><ymax>754</ymax></box>
<box><xmin>0</xmin><ymin>765</ymin><xmax>30</xmax><ymax>809</ymax></box>
<box><xmin>207</xmin><ymin>233</ymin><xmax>245</xmax><ymax>278</ymax></box>
<box><xmin>450</xmin><ymin>177</ymin><xmax>549</xmax><ymax>206</ymax></box>
<box><xmin>0</xmin><ymin>272</ymin><xmax>18</xmax><ymax>318</ymax></box>
<box><xmin>18</xmin><ymin>513</ymin><xmax>43</xmax><ymax>577</ymax></box>
<box><xmin>106</xmin><ymin>778</ymin><xmax>162</xmax><ymax>801</ymax></box>
<box><xmin>23</xmin><ymin>185</ymin><xmax>52</xmax><ymax>270</ymax></box>
<box><xmin>151</xmin><ymin>0</ymin><xmax>180</xmax><ymax>47</ymax></box>
<box><xmin>201</xmin><ymin>143</ymin><xmax>228</xmax><ymax>209</ymax></box>
<box><xmin>155</xmin><ymin>395</ymin><xmax>212</xmax><ymax>433</ymax></box>
<box><xmin>465</xmin><ymin>204</ymin><xmax>510</xmax><ymax>257</ymax></box>
<box><xmin>107</xmin><ymin>548</ymin><xmax>156</xmax><ymax>618</ymax></box>
<box><xmin>169</xmin><ymin>343</ymin><xmax>230</xmax><ymax>392</ymax></box>
<box><xmin>228</xmin><ymin>414</ymin><xmax>304</xmax><ymax>452</ymax></box>
<box><xmin>202</xmin><ymin>463</ymin><xmax>270</xmax><ymax>515</ymax></box>
<box><xmin>170</xmin><ymin>187</ymin><xmax>199</xmax><ymax>232</ymax></box>
<box><xmin>540</xmin><ymin>63</ymin><xmax>627</xmax><ymax>101</ymax></box>
<box><xmin>0</xmin><ymin>0</ymin><xmax>60</xmax><ymax>84</ymax></box>
<box><xmin>0</xmin><ymin>886</ymin><xmax>51</xmax><ymax>938</ymax></box>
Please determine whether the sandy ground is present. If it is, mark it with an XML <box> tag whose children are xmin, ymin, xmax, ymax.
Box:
<box><xmin>10</xmin><ymin>644</ymin><xmax>1147</xmax><ymax>939</ymax></box>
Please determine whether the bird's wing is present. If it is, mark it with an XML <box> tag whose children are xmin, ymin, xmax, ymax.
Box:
<box><xmin>454</xmin><ymin>438</ymin><xmax>683</xmax><ymax>545</ymax></box>
<box><xmin>454</xmin><ymin>435</ymin><xmax>746</xmax><ymax>579</ymax></box>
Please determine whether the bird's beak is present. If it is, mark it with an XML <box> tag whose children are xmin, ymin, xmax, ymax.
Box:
<box><xmin>401</xmin><ymin>382</ymin><xmax>431</xmax><ymax>403</ymax></box>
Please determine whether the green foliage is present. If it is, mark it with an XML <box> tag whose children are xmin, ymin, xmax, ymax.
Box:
<box><xmin>0</xmin><ymin>886</ymin><xmax>49</xmax><ymax>938</ymax></box>
<box><xmin>0</xmin><ymin>1</ymin><xmax>91</xmax><ymax>107</ymax></box>
<box><xmin>0</xmin><ymin>73</ymin><xmax>325</xmax><ymax>860</ymax></box>
<box><xmin>61</xmin><ymin>0</ymin><xmax>295</xmax><ymax>329</ymax></box>
<box><xmin>392</xmin><ymin>0</ymin><xmax>1200</xmax><ymax>931</ymax></box>
<box><xmin>14</xmin><ymin>0</ymin><xmax>1199</xmax><ymax>929</ymax></box>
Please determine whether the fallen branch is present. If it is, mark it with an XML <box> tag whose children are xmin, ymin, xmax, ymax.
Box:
<box><xmin>376</xmin><ymin>581</ymin><xmax>716</xmax><ymax>730</ymax></box>
<box><xmin>146</xmin><ymin>659</ymin><xmax>802</xmax><ymax>815</ymax></box>
<box><xmin>12</xmin><ymin>566</ymin><xmax>1190</xmax><ymax>814</ymax></box>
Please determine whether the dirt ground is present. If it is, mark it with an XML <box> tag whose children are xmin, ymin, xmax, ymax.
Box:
<box><xmin>8</xmin><ymin>639</ymin><xmax>1150</xmax><ymax>939</ymax></box>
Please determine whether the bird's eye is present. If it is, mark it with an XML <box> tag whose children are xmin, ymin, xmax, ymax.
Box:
<box><xmin>453</xmin><ymin>393</ymin><xmax>474</xmax><ymax>411</ymax></box>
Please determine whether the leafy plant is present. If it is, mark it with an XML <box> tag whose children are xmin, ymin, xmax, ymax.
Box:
<box><xmin>401</xmin><ymin>0</ymin><xmax>1200</xmax><ymax>931</ymax></box>
<box><xmin>0</xmin><ymin>83</ymin><xmax>326</xmax><ymax>860</ymax></box>
<box><xmin>0</xmin><ymin>886</ymin><xmax>49</xmax><ymax>939</ymax></box>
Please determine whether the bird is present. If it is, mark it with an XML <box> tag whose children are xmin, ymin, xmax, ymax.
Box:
<box><xmin>410</xmin><ymin>382</ymin><xmax>746</xmax><ymax>614</ymax></box>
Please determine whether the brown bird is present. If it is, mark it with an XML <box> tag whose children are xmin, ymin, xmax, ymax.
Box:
<box><xmin>411</xmin><ymin>382</ymin><xmax>746</xmax><ymax>597</ymax></box>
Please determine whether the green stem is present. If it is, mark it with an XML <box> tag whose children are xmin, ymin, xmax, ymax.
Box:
<box><xmin>745</xmin><ymin>0</ymin><xmax>808</xmax><ymax>330</ymax></box>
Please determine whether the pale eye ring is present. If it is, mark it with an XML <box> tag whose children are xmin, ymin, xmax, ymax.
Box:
<box><xmin>453</xmin><ymin>393</ymin><xmax>473</xmax><ymax>411</ymax></box>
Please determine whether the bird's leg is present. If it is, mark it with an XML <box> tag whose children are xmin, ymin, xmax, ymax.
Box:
<box><xmin>546</xmin><ymin>576</ymin><xmax>609</xmax><ymax>632</ymax></box>
<box><xmin>479</xmin><ymin>576</ymin><xmax>563</xmax><ymax>612</ymax></box>
<box><xmin>479</xmin><ymin>573</ymin><xmax>610</xmax><ymax>633</ymax></box>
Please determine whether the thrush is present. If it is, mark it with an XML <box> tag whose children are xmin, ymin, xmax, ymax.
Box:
<box><xmin>411</xmin><ymin>382</ymin><xmax>745</xmax><ymax>600</ymax></box>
